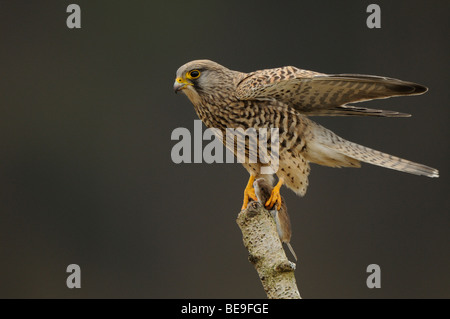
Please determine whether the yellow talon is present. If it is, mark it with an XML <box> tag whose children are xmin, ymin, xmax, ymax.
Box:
<box><xmin>265</xmin><ymin>178</ymin><xmax>284</xmax><ymax>210</ymax></box>
<box><xmin>241</xmin><ymin>175</ymin><xmax>258</xmax><ymax>210</ymax></box>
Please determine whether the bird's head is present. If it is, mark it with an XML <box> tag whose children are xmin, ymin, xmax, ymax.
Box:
<box><xmin>174</xmin><ymin>59</ymin><xmax>235</xmax><ymax>104</ymax></box>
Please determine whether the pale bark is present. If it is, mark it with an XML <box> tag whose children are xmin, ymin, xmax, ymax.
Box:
<box><xmin>236</xmin><ymin>201</ymin><xmax>301</xmax><ymax>299</ymax></box>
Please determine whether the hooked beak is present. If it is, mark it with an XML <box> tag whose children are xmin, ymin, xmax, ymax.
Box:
<box><xmin>173</xmin><ymin>77</ymin><xmax>193</xmax><ymax>93</ymax></box>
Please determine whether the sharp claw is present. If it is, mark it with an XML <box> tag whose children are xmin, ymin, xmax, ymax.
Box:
<box><xmin>242</xmin><ymin>187</ymin><xmax>257</xmax><ymax>210</ymax></box>
<box><xmin>248</xmin><ymin>188</ymin><xmax>257</xmax><ymax>201</ymax></box>
<box><xmin>242</xmin><ymin>175</ymin><xmax>257</xmax><ymax>210</ymax></box>
<box><xmin>276</xmin><ymin>196</ymin><xmax>282</xmax><ymax>210</ymax></box>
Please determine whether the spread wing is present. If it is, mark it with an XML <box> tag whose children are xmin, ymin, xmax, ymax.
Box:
<box><xmin>235</xmin><ymin>66</ymin><xmax>428</xmax><ymax>117</ymax></box>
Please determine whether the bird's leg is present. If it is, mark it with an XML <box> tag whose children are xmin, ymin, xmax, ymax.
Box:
<box><xmin>241</xmin><ymin>174</ymin><xmax>258</xmax><ymax>210</ymax></box>
<box><xmin>265</xmin><ymin>178</ymin><xmax>284</xmax><ymax>210</ymax></box>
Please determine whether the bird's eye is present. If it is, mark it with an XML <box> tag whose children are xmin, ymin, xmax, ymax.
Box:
<box><xmin>187</xmin><ymin>70</ymin><xmax>201</xmax><ymax>79</ymax></box>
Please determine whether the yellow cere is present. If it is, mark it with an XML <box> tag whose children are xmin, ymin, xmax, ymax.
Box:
<box><xmin>176</xmin><ymin>77</ymin><xmax>192</xmax><ymax>85</ymax></box>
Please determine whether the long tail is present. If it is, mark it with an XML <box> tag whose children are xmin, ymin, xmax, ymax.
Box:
<box><xmin>308</xmin><ymin>124</ymin><xmax>439</xmax><ymax>178</ymax></box>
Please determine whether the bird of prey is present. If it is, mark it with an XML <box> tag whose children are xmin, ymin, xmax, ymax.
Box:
<box><xmin>174</xmin><ymin>60</ymin><xmax>439</xmax><ymax>210</ymax></box>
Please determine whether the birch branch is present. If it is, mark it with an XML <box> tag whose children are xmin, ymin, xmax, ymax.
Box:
<box><xmin>236</xmin><ymin>201</ymin><xmax>301</xmax><ymax>299</ymax></box>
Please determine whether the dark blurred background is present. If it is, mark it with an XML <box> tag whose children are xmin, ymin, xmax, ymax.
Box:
<box><xmin>0</xmin><ymin>1</ymin><xmax>448</xmax><ymax>298</ymax></box>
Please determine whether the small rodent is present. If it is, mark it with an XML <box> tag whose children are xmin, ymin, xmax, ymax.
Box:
<box><xmin>253</xmin><ymin>178</ymin><xmax>298</xmax><ymax>261</ymax></box>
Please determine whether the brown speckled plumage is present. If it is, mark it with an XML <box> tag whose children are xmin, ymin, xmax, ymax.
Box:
<box><xmin>174</xmin><ymin>60</ymin><xmax>438</xmax><ymax>197</ymax></box>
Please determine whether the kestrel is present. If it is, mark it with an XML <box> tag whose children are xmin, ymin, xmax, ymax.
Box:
<box><xmin>174</xmin><ymin>60</ymin><xmax>439</xmax><ymax>210</ymax></box>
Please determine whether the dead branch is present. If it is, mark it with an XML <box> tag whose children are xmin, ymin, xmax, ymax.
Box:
<box><xmin>236</xmin><ymin>201</ymin><xmax>301</xmax><ymax>299</ymax></box>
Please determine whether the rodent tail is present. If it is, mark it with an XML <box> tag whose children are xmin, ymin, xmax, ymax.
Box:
<box><xmin>286</xmin><ymin>243</ymin><xmax>298</xmax><ymax>262</ymax></box>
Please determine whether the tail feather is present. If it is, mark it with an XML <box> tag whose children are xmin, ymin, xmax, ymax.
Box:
<box><xmin>331</xmin><ymin>139</ymin><xmax>439</xmax><ymax>177</ymax></box>
<box><xmin>310</xmin><ymin>125</ymin><xmax>439</xmax><ymax>178</ymax></box>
